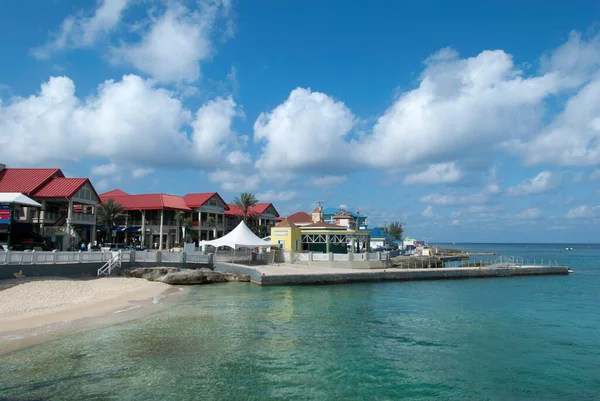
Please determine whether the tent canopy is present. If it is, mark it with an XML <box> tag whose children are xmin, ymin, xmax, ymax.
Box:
<box><xmin>0</xmin><ymin>192</ymin><xmax>42</xmax><ymax>207</ymax></box>
<box><xmin>200</xmin><ymin>220</ymin><xmax>272</xmax><ymax>249</ymax></box>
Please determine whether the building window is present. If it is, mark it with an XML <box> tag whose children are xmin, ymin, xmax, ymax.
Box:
<box><xmin>278</xmin><ymin>240</ymin><xmax>285</xmax><ymax>249</ymax></box>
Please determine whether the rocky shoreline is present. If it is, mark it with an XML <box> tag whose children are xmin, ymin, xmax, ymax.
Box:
<box><xmin>121</xmin><ymin>267</ymin><xmax>251</xmax><ymax>285</ymax></box>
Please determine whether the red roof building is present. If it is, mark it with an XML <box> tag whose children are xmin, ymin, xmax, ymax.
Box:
<box><xmin>183</xmin><ymin>192</ymin><xmax>230</xmax><ymax>210</ymax></box>
<box><xmin>286</xmin><ymin>211</ymin><xmax>313</xmax><ymax>226</ymax></box>
<box><xmin>33</xmin><ymin>178</ymin><xmax>99</xmax><ymax>199</ymax></box>
<box><xmin>0</xmin><ymin>168</ymin><xmax>63</xmax><ymax>195</ymax></box>
<box><xmin>225</xmin><ymin>203</ymin><xmax>279</xmax><ymax>218</ymax></box>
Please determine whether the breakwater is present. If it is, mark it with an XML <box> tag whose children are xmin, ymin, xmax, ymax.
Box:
<box><xmin>215</xmin><ymin>264</ymin><xmax>570</xmax><ymax>286</ymax></box>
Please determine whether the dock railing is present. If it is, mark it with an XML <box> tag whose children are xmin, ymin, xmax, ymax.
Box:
<box><xmin>482</xmin><ymin>256</ymin><xmax>561</xmax><ymax>268</ymax></box>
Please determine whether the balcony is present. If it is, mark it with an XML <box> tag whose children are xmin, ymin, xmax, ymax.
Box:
<box><xmin>71</xmin><ymin>212</ymin><xmax>96</xmax><ymax>224</ymax></box>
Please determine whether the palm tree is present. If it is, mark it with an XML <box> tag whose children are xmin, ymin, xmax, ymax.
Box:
<box><xmin>97</xmin><ymin>199</ymin><xmax>124</xmax><ymax>242</ymax></box>
<box><xmin>232</xmin><ymin>192</ymin><xmax>258</xmax><ymax>223</ymax></box>
<box><xmin>174</xmin><ymin>211</ymin><xmax>192</xmax><ymax>243</ymax></box>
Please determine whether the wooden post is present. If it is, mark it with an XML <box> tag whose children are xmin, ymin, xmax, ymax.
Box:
<box><xmin>159</xmin><ymin>209</ymin><xmax>164</xmax><ymax>250</ymax></box>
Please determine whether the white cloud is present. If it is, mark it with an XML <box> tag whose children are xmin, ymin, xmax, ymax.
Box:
<box><xmin>256</xmin><ymin>190</ymin><xmax>297</xmax><ymax>202</ymax></box>
<box><xmin>91</xmin><ymin>163</ymin><xmax>117</xmax><ymax>176</ymax></box>
<box><xmin>420</xmin><ymin>183</ymin><xmax>500</xmax><ymax>206</ymax></box>
<box><xmin>573</xmin><ymin>172</ymin><xmax>586</xmax><ymax>183</ymax></box>
<box><xmin>309</xmin><ymin>175</ymin><xmax>348</xmax><ymax>187</ymax></box>
<box><xmin>513</xmin><ymin>208</ymin><xmax>543</xmax><ymax>219</ymax></box>
<box><xmin>112</xmin><ymin>1</ymin><xmax>230</xmax><ymax>83</ymax></box>
<box><xmin>132</xmin><ymin>168</ymin><xmax>153</xmax><ymax>179</ymax></box>
<box><xmin>422</xmin><ymin>206</ymin><xmax>435</xmax><ymax>218</ymax></box>
<box><xmin>506</xmin><ymin>32</ymin><xmax>600</xmax><ymax>166</ymax></box>
<box><xmin>254</xmin><ymin>88</ymin><xmax>356</xmax><ymax>174</ymax></box>
<box><xmin>207</xmin><ymin>170</ymin><xmax>261</xmax><ymax>192</ymax></box>
<box><xmin>404</xmin><ymin>162</ymin><xmax>462</xmax><ymax>185</ymax></box>
<box><xmin>227</xmin><ymin>151</ymin><xmax>251</xmax><ymax>166</ymax></box>
<box><xmin>94</xmin><ymin>178</ymin><xmax>110</xmax><ymax>191</ymax></box>
<box><xmin>567</xmin><ymin>205</ymin><xmax>599</xmax><ymax>219</ymax></box>
<box><xmin>359</xmin><ymin>47</ymin><xmax>563</xmax><ymax>168</ymax></box>
<box><xmin>506</xmin><ymin>171</ymin><xmax>559</xmax><ymax>196</ymax></box>
<box><xmin>0</xmin><ymin>75</ymin><xmax>243</xmax><ymax>170</ymax></box>
<box><xmin>32</xmin><ymin>0</ymin><xmax>131</xmax><ymax>59</ymax></box>
<box><xmin>590</xmin><ymin>169</ymin><xmax>600</xmax><ymax>180</ymax></box>
<box><xmin>338</xmin><ymin>204</ymin><xmax>349</xmax><ymax>210</ymax></box>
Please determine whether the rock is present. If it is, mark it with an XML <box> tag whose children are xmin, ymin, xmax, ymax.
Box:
<box><xmin>221</xmin><ymin>273</ymin><xmax>251</xmax><ymax>282</ymax></box>
<box><xmin>120</xmin><ymin>267</ymin><xmax>248</xmax><ymax>285</ymax></box>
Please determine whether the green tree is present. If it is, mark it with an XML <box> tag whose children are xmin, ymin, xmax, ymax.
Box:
<box><xmin>174</xmin><ymin>211</ymin><xmax>192</xmax><ymax>243</ymax></box>
<box><xmin>232</xmin><ymin>192</ymin><xmax>258</xmax><ymax>223</ymax></box>
<box><xmin>97</xmin><ymin>199</ymin><xmax>124</xmax><ymax>241</ymax></box>
<box><xmin>385</xmin><ymin>221</ymin><xmax>404</xmax><ymax>240</ymax></box>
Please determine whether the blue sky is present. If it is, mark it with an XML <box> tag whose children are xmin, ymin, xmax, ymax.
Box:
<box><xmin>1</xmin><ymin>0</ymin><xmax>600</xmax><ymax>243</ymax></box>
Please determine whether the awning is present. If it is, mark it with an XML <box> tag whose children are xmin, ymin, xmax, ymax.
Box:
<box><xmin>0</xmin><ymin>193</ymin><xmax>42</xmax><ymax>207</ymax></box>
<box><xmin>123</xmin><ymin>226</ymin><xmax>142</xmax><ymax>233</ymax></box>
<box><xmin>112</xmin><ymin>225</ymin><xmax>125</xmax><ymax>232</ymax></box>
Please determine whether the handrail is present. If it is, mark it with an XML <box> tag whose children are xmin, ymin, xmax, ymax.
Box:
<box><xmin>98</xmin><ymin>251</ymin><xmax>121</xmax><ymax>276</ymax></box>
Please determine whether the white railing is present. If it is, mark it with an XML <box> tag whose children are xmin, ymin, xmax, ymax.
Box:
<box><xmin>160</xmin><ymin>252</ymin><xmax>182</xmax><ymax>262</ymax></box>
<box><xmin>98</xmin><ymin>252</ymin><xmax>121</xmax><ymax>277</ymax></box>
<box><xmin>135</xmin><ymin>251</ymin><xmax>157</xmax><ymax>262</ymax></box>
<box><xmin>296</xmin><ymin>253</ymin><xmax>310</xmax><ymax>261</ymax></box>
<box><xmin>333</xmin><ymin>253</ymin><xmax>349</xmax><ymax>261</ymax></box>
<box><xmin>368</xmin><ymin>252</ymin><xmax>379</xmax><ymax>260</ymax></box>
<box><xmin>71</xmin><ymin>212</ymin><xmax>96</xmax><ymax>223</ymax></box>
<box><xmin>0</xmin><ymin>251</ymin><xmax>130</xmax><ymax>265</ymax></box>
<box><xmin>186</xmin><ymin>253</ymin><xmax>211</xmax><ymax>263</ymax></box>
<box><xmin>353</xmin><ymin>253</ymin><xmax>366</xmax><ymax>261</ymax></box>
<box><xmin>312</xmin><ymin>253</ymin><xmax>329</xmax><ymax>261</ymax></box>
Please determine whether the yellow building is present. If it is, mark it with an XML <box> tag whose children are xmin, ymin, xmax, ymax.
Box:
<box><xmin>270</xmin><ymin>219</ymin><xmax>302</xmax><ymax>251</ymax></box>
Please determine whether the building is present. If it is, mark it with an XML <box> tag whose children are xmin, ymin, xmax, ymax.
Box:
<box><xmin>272</xmin><ymin>220</ymin><xmax>371</xmax><ymax>254</ymax></box>
<box><xmin>365</xmin><ymin>227</ymin><xmax>395</xmax><ymax>249</ymax></box>
<box><xmin>285</xmin><ymin>212</ymin><xmax>313</xmax><ymax>227</ymax></box>
<box><xmin>183</xmin><ymin>192</ymin><xmax>230</xmax><ymax>241</ymax></box>
<box><xmin>0</xmin><ymin>165</ymin><xmax>100</xmax><ymax>250</ymax></box>
<box><xmin>100</xmin><ymin>189</ymin><xmax>281</xmax><ymax>248</ymax></box>
<box><xmin>225</xmin><ymin>203</ymin><xmax>279</xmax><ymax>237</ymax></box>
<box><xmin>313</xmin><ymin>207</ymin><xmax>368</xmax><ymax>229</ymax></box>
<box><xmin>99</xmin><ymin>190</ymin><xmax>192</xmax><ymax>249</ymax></box>
<box><xmin>270</xmin><ymin>219</ymin><xmax>302</xmax><ymax>252</ymax></box>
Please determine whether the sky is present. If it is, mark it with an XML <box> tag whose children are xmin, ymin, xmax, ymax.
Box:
<box><xmin>1</xmin><ymin>0</ymin><xmax>600</xmax><ymax>243</ymax></box>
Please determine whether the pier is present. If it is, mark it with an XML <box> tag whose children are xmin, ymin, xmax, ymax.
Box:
<box><xmin>215</xmin><ymin>263</ymin><xmax>570</xmax><ymax>286</ymax></box>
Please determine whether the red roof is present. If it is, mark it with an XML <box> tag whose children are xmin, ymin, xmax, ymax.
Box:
<box><xmin>183</xmin><ymin>192</ymin><xmax>230</xmax><ymax>209</ymax></box>
<box><xmin>225</xmin><ymin>203</ymin><xmax>279</xmax><ymax>217</ymax></box>
<box><xmin>102</xmin><ymin>193</ymin><xmax>191</xmax><ymax>211</ymax></box>
<box><xmin>33</xmin><ymin>178</ymin><xmax>98</xmax><ymax>199</ymax></box>
<box><xmin>287</xmin><ymin>211</ymin><xmax>312</xmax><ymax>224</ymax></box>
<box><xmin>100</xmin><ymin>189</ymin><xmax>128</xmax><ymax>197</ymax></box>
<box><xmin>275</xmin><ymin>219</ymin><xmax>297</xmax><ymax>228</ymax></box>
<box><xmin>0</xmin><ymin>168</ymin><xmax>63</xmax><ymax>195</ymax></box>
<box><xmin>312</xmin><ymin>207</ymin><xmax>320</xmax><ymax>213</ymax></box>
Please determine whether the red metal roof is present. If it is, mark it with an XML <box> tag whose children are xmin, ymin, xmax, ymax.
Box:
<box><xmin>102</xmin><ymin>193</ymin><xmax>191</xmax><ymax>211</ymax></box>
<box><xmin>100</xmin><ymin>189</ymin><xmax>128</xmax><ymax>197</ymax></box>
<box><xmin>33</xmin><ymin>178</ymin><xmax>96</xmax><ymax>199</ymax></box>
<box><xmin>287</xmin><ymin>211</ymin><xmax>312</xmax><ymax>224</ymax></box>
<box><xmin>183</xmin><ymin>192</ymin><xmax>230</xmax><ymax>209</ymax></box>
<box><xmin>0</xmin><ymin>168</ymin><xmax>63</xmax><ymax>195</ymax></box>
<box><xmin>225</xmin><ymin>203</ymin><xmax>279</xmax><ymax>217</ymax></box>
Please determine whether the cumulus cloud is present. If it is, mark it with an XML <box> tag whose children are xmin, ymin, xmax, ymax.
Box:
<box><xmin>256</xmin><ymin>190</ymin><xmax>297</xmax><ymax>202</ymax></box>
<box><xmin>513</xmin><ymin>208</ymin><xmax>543</xmax><ymax>219</ymax></box>
<box><xmin>422</xmin><ymin>206</ymin><xmax>435</xmax><ymax>218</ymax></box>
<box><xmin>112</xmin><ymin>1</ymin><xmax>231</xmax><ymax>83</ymax></box>
<box><xmin>0</xmin><ymin>75</ymin><xmax>244</xmax><ymax>170</ymax></box>
<box><xmin>567</xmin><ymin>205</ymin><xmax>599</xmax><ymax>219</ymax></box>
<box><xmin>207</xmin><ymin>169</ymin><xmax>261</xmax><ymax>192</ymax></box>
<box><xmin>132</xmin><ymin>168</ymin><xmax>154</xmax><ymax>179</ymax></box>
<box><xmin>94</xmin><ymin>178</ymin><xmax>110</xmax><ymax>191</ymax></box>
<box><xmin>404</xmin><ymin>162</ymin><xmax>461</xmax><ymax>185</ymax></box>
<box><xmin>590</xmin><ymin>169</ymin><xmax>600</xmax><ymax>180</ymax></box>
<box><xmin>309</xmin><ymin>175</ymin><xmax>348</xmax><ymax>187</ymax></box>
<box><xmin>32</xmin><ymin>0</ymin><xmax>131</xmax><ymax>59</ymax></box>
<box><xmin>505</xmin><ymin>171</ymin><xmax>559</xmax><ymax>196</ymax></box>
<box><xmin>420</xmin><ymin>183</ymin><xmax>500</xmax><ymax>206</ymax></box>
<box><xmin>91</xmin><ymin>163</ymin><xmax>118</xmax><ymax>176</ymax></box>
<box><xmin>254</xmin><ymin>88</ymin><xmax>356</xmax><ymax>174</ymax></box>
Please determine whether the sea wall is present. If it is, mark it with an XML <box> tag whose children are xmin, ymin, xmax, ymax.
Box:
<box><xmin>0</xmin><ymin>263</ymin><xmax>106</xmax><ymax>279</ymax></box>
<box><xmin>237</xmin><ymin>265</ymin><xmax>570</xmax><ymax>286</ymax></box>
<box><xmin>214</xmin><ymin>263</ymin><xmax>263</xmax><ymax>283</ymax></box>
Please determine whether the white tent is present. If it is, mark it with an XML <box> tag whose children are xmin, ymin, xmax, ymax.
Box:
<box><xmin>200</xmin><ymin>220</ymin><xmax>272</xmax><ymax>249</ymax></box>
<box><xmin>0</xmin><ymin>192</ymin><xmax>42</xmax><ymax>207</ymax></box>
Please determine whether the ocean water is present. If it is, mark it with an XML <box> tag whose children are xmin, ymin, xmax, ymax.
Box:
<box><xmin>1</xmin><ymin>244</ymin><xmax>599</xmax><ymax>400</ymax></box>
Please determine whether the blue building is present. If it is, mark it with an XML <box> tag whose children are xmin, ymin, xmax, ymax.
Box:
<box><xmin>317</xmin><ymin>207</ymin><xmax>368</xmax><ymax>229</ymax></box>
<box><xmin>364</xmin><ymin>227</ymin><xmax>395</xmax><ymax>249</ymax></box>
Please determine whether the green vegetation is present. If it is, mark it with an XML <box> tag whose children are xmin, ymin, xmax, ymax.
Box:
<box><xmin>97</xmin><ymin>199</ymin><xmax>124</xmax><ymax>241</ymax></box>
<box><xmin>385</xmin><ymin>221</ymin><xmax>404</xmax><ymax>240</ymax></box>
<box><xmin>232</xmin><ymin>192</ymin><xmax>258</xmax><ymax>223</ymax></box>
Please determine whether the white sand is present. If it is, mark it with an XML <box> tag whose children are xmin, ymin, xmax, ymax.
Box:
<box><xmin>0</xmin><ymin>277</ymin><xmax>170</xmax><ymax>333</ymax></box>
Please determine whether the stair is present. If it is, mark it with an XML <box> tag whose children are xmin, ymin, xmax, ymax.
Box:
<box><xmin>98</xmin><ymin>251</ymin><xmax>121</xmax><ymax>277</ymax></box>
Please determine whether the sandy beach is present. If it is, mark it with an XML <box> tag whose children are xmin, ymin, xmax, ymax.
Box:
<box><xmin>0</xmin><ymin>277</ymin><xmax>171</xmax><ymax>334</ymax></box>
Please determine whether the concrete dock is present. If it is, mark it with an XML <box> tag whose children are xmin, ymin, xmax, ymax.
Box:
<box><xmin>215</xmin><ymin>263</ymin><xmax>570</xmax><ymax>286</ymax></box>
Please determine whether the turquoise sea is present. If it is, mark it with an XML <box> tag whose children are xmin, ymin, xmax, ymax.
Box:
<box><xmin>1</xmin><ymin>243</ymin><xmax>599</xmax><ymax>400</ymax></box>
